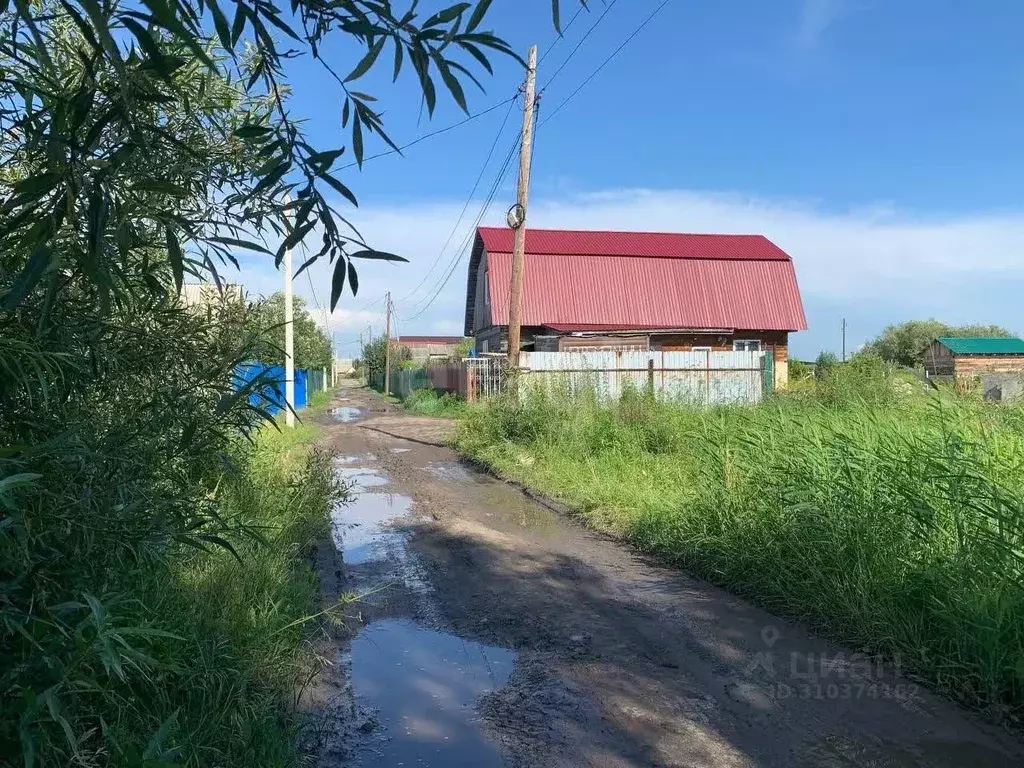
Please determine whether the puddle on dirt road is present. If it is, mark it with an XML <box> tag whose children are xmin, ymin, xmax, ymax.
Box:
<box><xmin>332</xmin><ymin>406</ymin><xmax>363</xmax><ymax>422</ymax></box>
<box><xmin>332</xmin><ymin>458</ymin><xmax>415</xmax><ymax>566</ymax></box>
<box><xmin>390</xmin><ymin>447</ymin><xmax>411</xmax><ymax>454</ymax></box>
<box><xmin>350</xmin><ymin>619</ymin><xmax>515</xmax><ymax>767</ymax></box>
<box><xmin>335</xmin><ymin>466</ymin><xmax>389</xmax><ymax>490</ymax></box>
<box><xmin>332</xmin><ymin>491</ymin><xmax>414</xmax><ymax>566</ymax></box>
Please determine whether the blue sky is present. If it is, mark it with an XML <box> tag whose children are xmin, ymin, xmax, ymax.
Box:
<box><xmin>236</xmin><ymin>0</ymin><xmax>1024</xmax><ymax>360</ymax></box>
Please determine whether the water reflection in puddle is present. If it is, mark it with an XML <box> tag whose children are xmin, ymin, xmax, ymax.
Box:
<box><xmin>332</xmin><ymin>406</ymin><xmax>363</xmax><ymax>422</ymax></box>
<box><xmin>350</xmin><ymin>619</ymin><xmax>514</xmax><ymax>767</ymax></box>
<box><xmin>390</xmin><ymin>447</ymin><xmax>411</xmax><ymax>454</ymax></box>
<box><xmin>336</xmin><ymin>466</ymin><xmax>389</xmax><ymax>490</ymax></box>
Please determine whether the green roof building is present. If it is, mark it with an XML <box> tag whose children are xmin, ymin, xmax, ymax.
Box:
<box><xmin>925</xmin><ymin>336</ymin><xmax>1024</xmax><ymax>378</ymax></box>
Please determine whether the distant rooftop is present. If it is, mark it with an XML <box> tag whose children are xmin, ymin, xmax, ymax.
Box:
<box><xmin>937</xmin><ymin>337</ymin><xmax>1024</xmax><ymax>355</ymax></box>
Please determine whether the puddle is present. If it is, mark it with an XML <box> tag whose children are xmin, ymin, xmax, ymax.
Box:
<box><xmin>332</xmin><ymin>491</ymin><xmax>414</xmax><ymax>565</ymax></box>
<box><xmin>336</xmin><ymin>466</ymin><xmax>390</xmax><ymax>490</ymax></box>
<box><xmin>335</xmin><ymin>454</ymin><xmax>376</xmax><ymax>465</ymax></box>
<box><xmin>332</xmin><ymin>406</ymin><xmax>363</xmax><ymax>422</ymax></box>
<box><xmin>350</xmin><ymin>619</ymin><xmax>515</xmax><ymax>767</ymax></box>
<box><xmin>390</xmin><ymin>447</ymin><xmax>411</xmax><ymax>454</ymax></box>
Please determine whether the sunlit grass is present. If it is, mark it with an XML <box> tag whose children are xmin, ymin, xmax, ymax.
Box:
<box><xmin>455</xmin><ymin>383</ymin><xmax>1024</xmax><ymax>719</ymax></box>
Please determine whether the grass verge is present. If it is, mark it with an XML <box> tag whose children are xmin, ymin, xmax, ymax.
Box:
<box><xmin>454</xmin><ymin>385</ymin><xmax>1024</xmax><ymax>720</ymax></box>
<box><xmin>403</xmin><ymin>388</ymin><xmax>466</xmax><ymax>418</ymax></box>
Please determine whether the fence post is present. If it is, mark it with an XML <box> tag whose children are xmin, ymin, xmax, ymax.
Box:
<box><xmin>647</xmin><ymin>358</ymin><xmax>655</xmax><ymax>399</ymax></box>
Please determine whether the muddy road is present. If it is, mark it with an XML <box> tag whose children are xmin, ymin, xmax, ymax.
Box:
<box><xmin>302</xmin><ymin>383</ymin><xmax>1023</xmax><ymax>767</ymax></box>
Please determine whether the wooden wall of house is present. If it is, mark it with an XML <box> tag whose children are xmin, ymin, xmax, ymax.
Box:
<box><xmin>954</xmin><ymin>355</ymin><xmax>1024</xmax><ymax>377</ymax></box>
<box><xmin>556</xmin><ymin>334</ymin><xmax>650</xmax><ymax>351</ymax></box>
<box><xmin>924</xmin><ymin>341</ymin><xmax>954</xmax><ymax>376</ymax></box>
<box><xmin>471</xmin><ymin>251</ymin><xmax>492</xmax><ymax>334</ymax></box>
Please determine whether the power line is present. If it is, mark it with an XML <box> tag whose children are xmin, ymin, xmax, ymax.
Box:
<box><xmin>540</xmin><ymin>0</ymin><xmax>619</xmax><ymax>91</ymax></box>
<box><xmin>541</xmin><ymin>0</ymin><xmax>671</xmax><ymax>126</ymax></box>
<box><xmin>340</xmin><ymin>97</ymin><xmax>517</xmax><ymax>170</ymax></box>
<box><xmin>398</xmin><ymin>131</ymin><xmax>521</xmax><ymax>322</ymax></box>
<box><xmin>538</xmin><ymin>2</ymin><xmax>589</xmax><ymax>65</ymax></box>
<box><xmin>400</xmin><ymin>94</ymin><xmax>519</xmax><ymax>304</ymax></box>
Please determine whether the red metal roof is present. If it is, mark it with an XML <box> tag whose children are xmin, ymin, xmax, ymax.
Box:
<box><xmin>476</xmin><ymin>226</ymin><xmax>791</xmax><ymax>261</ymax></box>
<box><xmin>471</xmin><ymin>227</ymin><xmax>807</xmax><ymax>333</ymax></box>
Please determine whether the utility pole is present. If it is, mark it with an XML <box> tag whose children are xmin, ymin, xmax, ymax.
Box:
<box><xmin>842</xmin><ymin>317</ymin><xmax>847</xmax><ymax>362</ymax></box>
<box><xmin>383</xmin><ymin>291</ymin><xmax>392</xmax><ymax>396</ymax></box>
<box><xmin>283</xmin><ymin>196</ymin><xmax>295</xmax><ymax>427</ymax></box>
<box><xmin>506</xmin><ymin>44</ymin><xmax>538</xmax><ymax>369</ymax></box>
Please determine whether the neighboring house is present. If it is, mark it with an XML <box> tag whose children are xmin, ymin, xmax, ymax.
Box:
<box><xmin>924</xmin><ymin>337</ymin><xmax>1024</xmax><ymax>378</ymax></box>
<box><xmin>333</xmin><ymin>357</ymin><xmax>355</xmax><ymax>384</ymax></box>
<box><xmin>393</xmin><ymin>335</ymin><xmax>463</xmax><ymax>363</ymax></box>
<box><xmin>464</xmin><ymin>227</ymin><xmax>807</xmax><ymax>385</ymax></box>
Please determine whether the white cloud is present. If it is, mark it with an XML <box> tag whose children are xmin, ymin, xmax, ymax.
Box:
<box><xmin>233</xmin><ymin>187</ymin><xmax>1024</xmax><ymax>358</ymax></box>
<box><xmin>796</xmin><ymin>0</ymin><xmax>845</xmax><ymax>47</ymax></box>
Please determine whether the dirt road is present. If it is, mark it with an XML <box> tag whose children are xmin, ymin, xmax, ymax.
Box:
<box><xmin>303</xmin><ymin>383</ymin><xmax>1023</xmax><ymax>767</ymax></box>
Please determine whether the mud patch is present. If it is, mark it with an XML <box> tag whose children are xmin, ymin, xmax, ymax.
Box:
<box><xmin>348</xmin><ymin>619</ymin><xmax>515</xmax><ymax>767</ymax></box>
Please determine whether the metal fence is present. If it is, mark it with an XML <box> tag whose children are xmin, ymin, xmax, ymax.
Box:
<box><xmin>520</xmin><ymin>350</ymin><xmax>771</xmax><ymax>404</ymax></box>
<box><xmin>234</xmin><ymin>362</ymin><xmax>329</xmax><ymax>414</ymax></box>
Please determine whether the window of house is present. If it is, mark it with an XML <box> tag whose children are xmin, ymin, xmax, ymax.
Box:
<box><xmin>733</xmin><ymin>340</ymin><xmax>761</xmax><ymax>352</ymax></box>
<box><xmin>691</xmin><ymin>346</ymin><xmax>712</xmax><ymax>353</ymax></box>
<box><xmin>481</xmin><ymin>339</ymin><xmax>489</xmax><ymax>353</ymax></box>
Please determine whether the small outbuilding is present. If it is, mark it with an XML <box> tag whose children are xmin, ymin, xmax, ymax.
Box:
<box><xmin>924</xmin><ymin>337</ymin><xmax>1024</xmax><ymax>379</ymax></box>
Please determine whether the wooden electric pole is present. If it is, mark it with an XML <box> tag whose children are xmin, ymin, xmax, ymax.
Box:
<box><xmin>383</xmin><ymin>291</ymin><xmax>392</xmax><ymax>396</ymax></box>
<box><xmin>507</xmin><ymin>45</ymin><xmax>538</xmax><ymax>369</ymax></box>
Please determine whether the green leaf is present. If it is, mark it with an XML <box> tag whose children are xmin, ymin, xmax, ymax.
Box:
<box><xmin>121</xmin><ymin>17</ymin><xmax>169</xmax><ymax>74</ymax></box>
<box><xmin>308</xmin><ymin>148</ymin><xmax>346</xmax><ymax>168</ymax></box>
<box><xmin>234</xmin><ymin>123</ymin><xmax>272</xmax><ymax>138</ymax></box>
<box><xmin>552</xmin><ymin>0</ymin><xmax>561</xmax><ymax>32</ymax></box>
<box><xmin>319</xmin><ymin>172</ymin><xmax>359</xmax><ymax>208</ymax></box>
<box><xmin>347</xmin><ymin>259</ymin><xmax>359</xmax><ymax>296</ymax></box>
<box><xmin>231</xmin><ymin>0</ymin><xmax>247</xmax><ymax>44</ymax></box>
<box><xmin>345</xmin><ymin>36</ymin><xmax>386</xmax><ymax>82</ymax></box>
<box><xmin>466</xmin><ymin>0</ymin><xmax>493</xmax><ymax>32</ymax></box>
<box><xmin>330</xmin><ymin>256</ymin><xmax>347</xmax><ymax>309</ymax></box>
<box><xmin>206</xmin><ymin>0</ymin><xmax>233</xmax><ymax>54</ymax></box>
<box><xmin>208</xmin><ymin>236</ymin><xmax>270</xmax><ymax>253</ymax></box>
<box><xmin>138</xmin><ymin>0</ymin><xmax>214</xmax><ymax>68</ymax></box>
<box><xmin>0</xmin><ymin>473</ymin><xmax>42</xmax><ymax>496</ymax></box>
<box><xmin>392</xmin><ymin>37</ymin><xmax>404</xmax><ymax>81</ymax></box>
<box><xmin>348</xmin><ymin>249</ymin><xmax>407</xmax><ymax>262</ymax></box>
<box><xmin>166</xmin><ymin>227</ymin><xmax>184</xmax><ymax>292</ymax></box>
<box><xmin>136</xmin><ymin>180</ymin><xmax>190</xmax><ymax>196</ymax></box>
<box><xmin>12</xmin><ymin>172</ymin><xmax>62</xmax><ymax>199</ymax></box>
<box><xmin>2</xmin><ymin>245</ymin><xmax>53</xmax><ymax>309</ymax></box>
<box><xmin>424</xmin><ymin>3</ymin><xmax>470</xmax><ymax>27</ymax></box>
<box><xmin>433</xmin><ymin>54</ymin><xmax>467</xmax><ymax>112</ymax></box>
<box><xmin>352</xmin><ymin>109</ymin><xmax>364</xmax><ymax>165</ymax></box>
<box><xmin>341</xmin><ymin>98</ymin><xmax>350</xmax><ymax>128</ymax></box>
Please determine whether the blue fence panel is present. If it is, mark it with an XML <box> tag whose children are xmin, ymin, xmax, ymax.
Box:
<box><xmin>234</xmin><ymin>362</ymin><xmax>309</xmax><ymax>416</ymax></box>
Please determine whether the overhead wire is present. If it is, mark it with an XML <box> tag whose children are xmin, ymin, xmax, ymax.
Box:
<box><xmin>399</xmin><ymin>94</ymin><xmax>519</xmax><ymax>304</ymax></box>
<box><xmin>398</xmin><ymin>131</ymin><xmax>522</xmax><ymax>322</ymax></box>
<box><xmin>540</xmin><ymin>0</ymin><xmax>619</xmax><ymax>91</ymax></box>
<box><xmin>339</xmin><ymin>97</ymin><xmax>517</xmax><ymax>170</ymax></box>
<box><xmin>538</xmin><ymin>2</ymin><xmax>589</xmax><ymax>65</ymax></box>
<box><xmin>541</xmin><ymin>0</ymin><xmax>672</xmax><ymax>127</ymax></box>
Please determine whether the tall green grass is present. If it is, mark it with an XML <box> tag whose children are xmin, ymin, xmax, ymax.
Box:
<box><xmin>2</xmin><ymin>416</ymin><xmax>338</xmax><ymax>765</ymax></box>
<box><xmin>456</xmin><ymin>381</ymin><xmax>1024</xmax><ymax>719</ymax></box>
<box><xmin>403</xmin><ymin>388</ymin><xmax>466</xmax><ymax>418</ymax></box>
